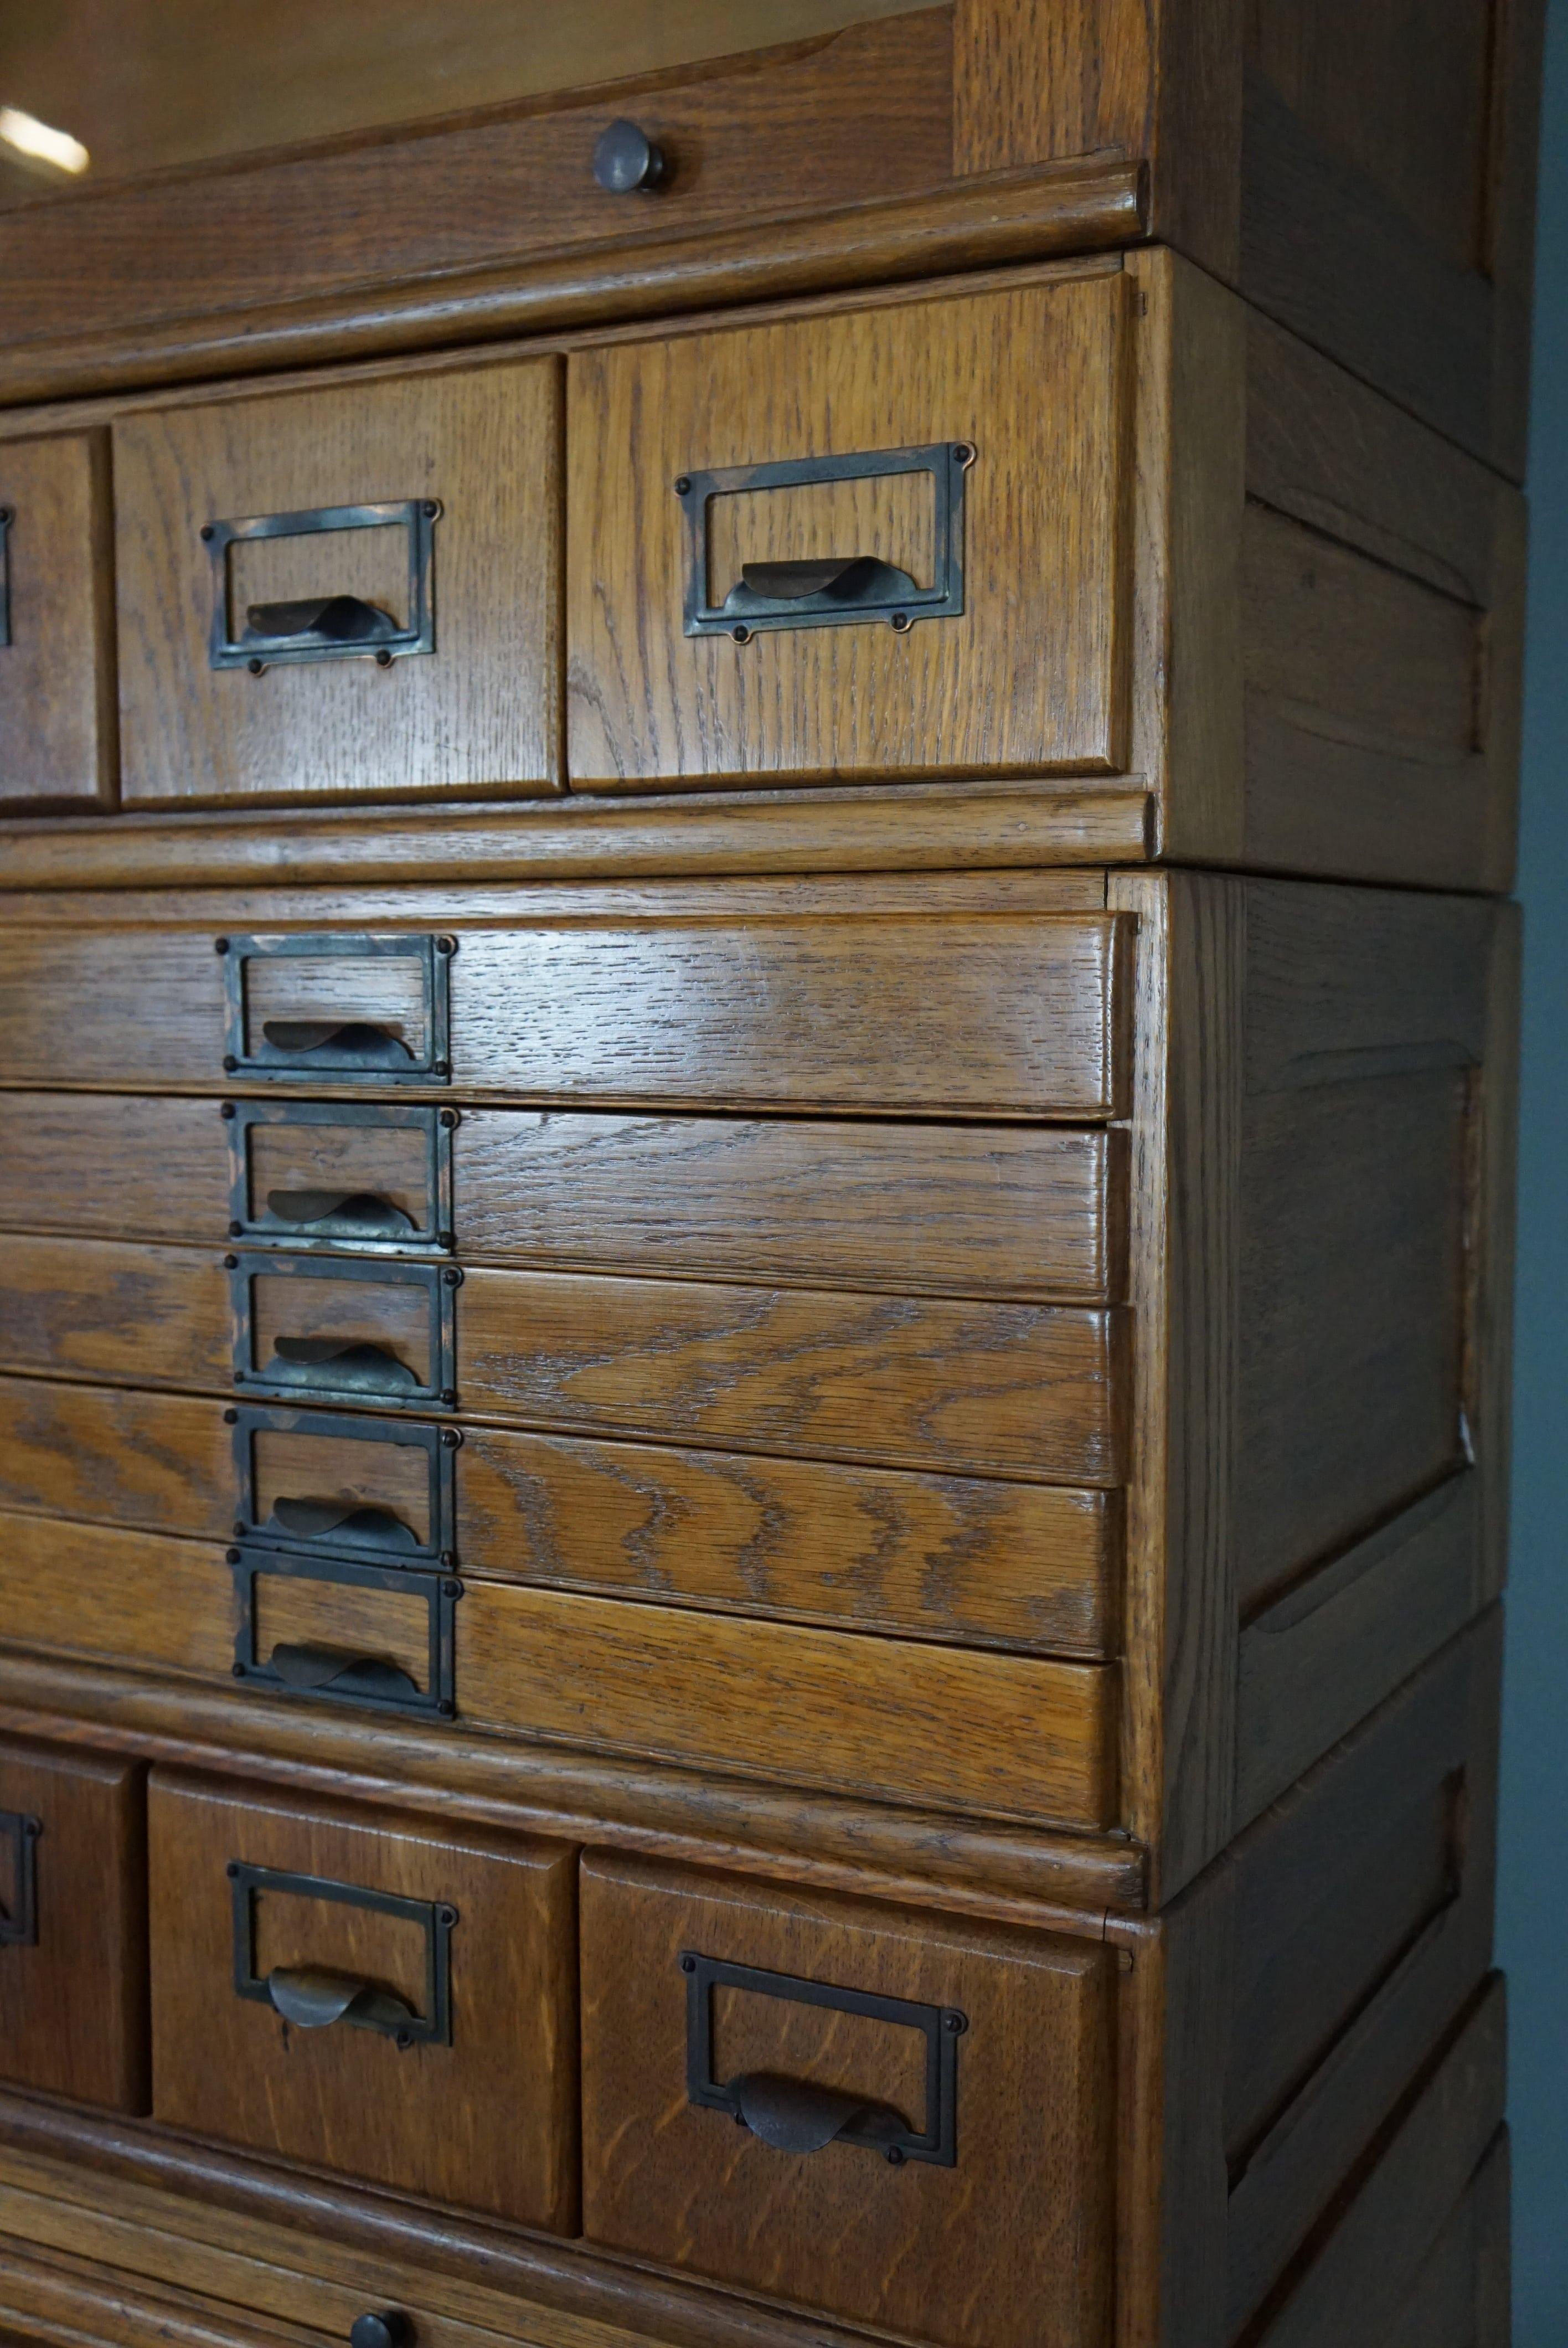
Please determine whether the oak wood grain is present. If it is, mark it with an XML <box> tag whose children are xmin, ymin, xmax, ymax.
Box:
<box><xmin>0</xmin><ymin>432</ymin><xmax>116</xmax><ymax>811</ymax></box>
<box><xmin>0</xmin><ymin>782</ymin><xmax>1154</xmax><ymax>894</ymax></box>
<box><xmin>0</xmin><ymin>1094</ymin><xmax>231</xmax><ymax>1242</ymax></box>
<box><xmin>462</xmin><ymin>1584</ymin><xmax>1119</xmax><ymax>1829</ymax></box>
<box><xmin>0</xmin><ymin>1736</ymin><xmax>148</xmax><ymax>2115</ymax></box>
<box><xmin>454</xmin><ymin>1110</ymin><xmax>1126</xmax><ymax>1301</ymax></box>
<box><xmin>0</xmin><ymin>1376</ymin><xmax>1117</xmax><ymax>1658</ymax></box>
<box><xmin>0</xmin><ymin>1513</ymin><xmax>234</xmax><ymax>1682</ymax></box>
<box><xmin>116</xmin><ymin>361</ymin><xmax>563</xmax><ymax>806</ymax></box>
<box><xmin>567</xmin><ymin>272</ymin><xmax>1131</xmax><ymax>787</ymax></box>
<box><xmin>580</xmin><ymin>1855</ymin><xmax>1116</xmax><ymax>2348</ymax></box>
<box><xmin>460</xmin><ymin>1266</ymin><xmax>1125</xmax><ymax>1481</ymax></box>
<box><xmin>0</xmin><ymin>1238</ymin><xmax>230</xmax><ymax>1394</ymax></box>
<box><xmin>148</xmin><ymin>1771</ymin><xmax>577</xmax><ymax>2229</ymax></box>
<box><xmin>0</xmin><ymin>905</ymin><xmax>1129</xmax><ymax>1119</ymax></box>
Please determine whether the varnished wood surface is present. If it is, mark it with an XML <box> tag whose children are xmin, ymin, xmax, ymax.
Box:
<box><xmin>0</xmin><ymin>433</ymin><xmax>116</xmax><ymax>812</ymax></box>
<box><xmin>0</xmin><ymin>1376</ymin><xmax>1118</xmax><ymax>1658</ymax></box>
<box><xmin>0</xmin><ymin>162</ymin><xmax>1146</xmax><ymax>416</ymax></box>
<box><xmin>116</xmin><ymin>361</ymin><xmax>562</xmax><ymax>806</ymax></box>
<box><xmin>0</xmin><ymin>1647</ymin><xmax>1148</xmax><ymax>1925</ymax></box>
<box><xmin>0</xmin><ymin>1736</ymin><xmax>148</xmax><ymax>2114</ymax></box>
<box><xmin>0</xmin><ymin>14</ymin><xmax>957</xmax><ymax>359</ymax></box>
<box><xmin>0</xmin><ymin>1235</ymin><xmax>1125</xmax><ymax>1483</ymax></box>
<box><xmin>0</xmin><ymin>1096</ymin><xmax>230</xmax><ymax>1243</ymax></box>
<box><xmin>568</xmin><ymin>272</ymin><xmax>1129</xmax><ymax>787</ymax></box>
<box><xmin>580</xmin><ymin>1856</ymin><xmax>1115</xmax><ymax>2348</ymax></box>
<box><xmin>462</xmin><ymin>1583</ymin><xmax>1118</xmax><ymax>1829</ymax></box>
<box><xmin>1251</xmin><ymin>1979</ymin><xmax>1508</xmax><ymax>2348</ymax></box>
<box><xmin>148</xmin><ymin>1771</ymin><xmax>578</xmax><ymax>2228</ymax></box>
<box><xmin>0</xmin><ymin>902</ymin><xmax>1128</xmax><ymax>1118</ymax></box>
<box><xmin>0</xmin><ymin>783</ymin><xmax>1154</xmax><ymax>894</ymax></box>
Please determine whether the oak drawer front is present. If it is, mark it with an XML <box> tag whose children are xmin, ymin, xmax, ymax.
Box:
<box><xmin>0</xmin><ymin>1736</ymin><xmax>147</xmax><ymax>2114</ymax></box>
<box><xmin>148</xmin><ymin>1771</ymin><xmax>577</xmax><ymax>2225</ymax></box>
<box><xmin>0</xmin><ymin>1091</ymin><xmax>1126</xmax><ymax>1304</ymax></box>
<box><xmin>462</xmin><ymin>1584</ymin><xmax>1119</xmax><ymax>1828</ymax></box>
<box><xmin>568</xmin><ymin>274</ymin><xmax>1130</xmax><ymax>789</ymax></box>
<box><xmin>0</xmin><ymin>432</ymin><xmax>114</xmax><ymax>810</ymax></box>
<box><xmin>114</xmin><ymin>361</ymin><xmax>562</xmax><ymax>807</ymax></box>
<box><xmin>0</xmin><ymin>1386</ymin><xmax>1118</xmax><ymax>1660</ymax></box>
<box><xmin>0</xmin><ymin>1239</ymin><xmax>1123</xmax><ymax>1483</ymax></box>
<box><xmin>0</xmin><ymin>913</ymin><xmax>1128</xmax><ymax>1116</ymax></box>
<box><xmin>580</xmin><ymin>1856</ymin><xmax>1115</xmax><ymax>2348</ymax></box>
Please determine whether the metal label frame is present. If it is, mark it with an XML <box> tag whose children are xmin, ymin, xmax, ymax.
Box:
<box><xmin>219</xmin><ymin>932</ymin><xmax>453</xmax><ymax>1087</ymax></box>
<box><xmin>231</xmin><ymin>1404</ymin><xmax>457</xmax><ymax>1567</ymax></box>
<box><xmin>230</xmin><ymin>1545</ymin><xmax>461</xmax><ymax>1718</ymax></box>
<box><xmin>0</xmin><ymin>503</ymin><xmax>12</xmax><ymax>650</ymax></box>
<box><xmin>205</xmin><ymin>498</ymin><xmax>437</xmax><ymax>671</ymax></box>
<box><xmin>681</xmin><ymin>1950</ymin><xmax>962</xmax><ymax>2167</ymax></box>
<box><xmin>677</xmin><ymin>442</ymin><xmax>972</xmax><ymax>640</ymax></box>
<box><xmin>230</xmin><ymin>1861</ymin><xmax>455</xmax><ymax>2046</ymax></box>
<box><xmin>229</xmin><ymin>1249</ymin><xmax>458</xmax><ymax>1414</ymax></box>
<box><xmin>225</xmin><ymin>1099</ymin><xmax>455</xmax><ymax>1255</ymax></box>
<box><xmin>0</xmin><ymin>1809</ymin><xmax>40</xmax><ymax>1948</ymax></box>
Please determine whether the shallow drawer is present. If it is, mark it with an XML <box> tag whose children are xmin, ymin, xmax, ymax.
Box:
<box><xmin>147</xmin><ymin>1770</ymin><xmax>577</xmax><ymax>2225</ymax></box>
<box><xmin>0</xmin><ymin>1237</ymin><xmax>1124</xmax><ymax>1484</ymax></box>
<box><xmin>568</xmin><ymin>274</ymin><xmax>1129</xmax><ymax>789</ymax></box>
<box><xmin>0</xmin><ymin>1382</ymin><xmax>1120</xmax><ymax>1658</ymax></box>
<box><xmin>0</xmin><ymin>1509</ymin><xmax>1116</xmax><ymax>1825</ymax></box>
<box><xmin>0</xmin><ymin>909</ymin><xmax>1129</xmax><ymax>1115</ymax></box>
<box><xmin>580</xmin><ymin>1856</ymin><xmax>1115</xmax><ymax>2348</ymax></box>
<box><xmin>464</xmin><ymin>1583</ymin><xmax>1117</xmax><ymax>1827</ymax></box>
<box><xmin>0</xmin><ymin>432</ymin><xmax>114</xmax><ymax>810</ymax></box>
<box><xmin>0</xmin><ymin>1735</ymin><xmax>147</xmax><ymax>2113</ymax></box>
<box><xmin>114</xmin><ymin>361</ymin><xmax>561</xmax><ymax>806</ymax></box>
<box><xmin>0</xmin><ymin>1091</ymin><xmax>1126</xmax><ymax>1304</ymax></box>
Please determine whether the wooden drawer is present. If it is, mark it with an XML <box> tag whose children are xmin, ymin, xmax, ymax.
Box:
<box><xmin>114</xmin><ymin>361</ymin><xmax>561</xmax><ymax>807</ymax></box>
<box><xmin>0</xmin><ymin>1383</ymin><xmax>1120</xmax><ymax>1660</ymax></box>
<box><xmin>569</xmin><ymin>274</ymin><xmax>1131</xmax><ymax>792</ymax></box>
<box><xmin>0</xmin><ymin>433</ymin><xmax>114</xmax><ymax>812</ymax></box>
<box><xmin>565</xmin><ymin>257</ymin><xmax>1525</xmax><ymax>890</ymax></box>
<box><xmin>581</xmin><ymin>1858</ymin><xmax>1116</xmax><ymax>2348</ymax></box>
<box><xmin>0</xmin><ymin>905</ymin><xmax>1128</xmax><ymax>1114</ymax></box>
<box><xmin>0</xmin><ymin>1736</ymin><xmax>147</xmax><ymax>2114</ymax></box>
<box><xmin>0</xmin><ymin>1238</ymin><xmax>1123</xmax><ymax>1484</ymax></box>
<box><xmin>147</xmin><ymin>1771</ymin><xmax>576</xmax><ymax>2226</ymax></box>
<box><xmin>0</xmin><ymin>1091</ymin><xmax>1126</xmax><ymax>1303</ymax></box>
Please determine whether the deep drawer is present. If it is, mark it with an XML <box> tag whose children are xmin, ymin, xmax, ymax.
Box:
<box><xmin>0</xmin><ymin>1734</ymin><xmax>147</xmax><ymax>2114</ymax></box>
<box><xmin>114</xmin><ymin>361</ymin><xmax>563</xmax><ymax>807</ymax></box>
<box><xmin>580</xmin><ymin>1856</ymin><xmax>1116</xmax><ymax>2348</ymax></box>
<box><xmin>0</xmin><ymin>431</ymin><xmax>114</xmax><ymax>811</ymax></box>
<box><xmin>147</xmin><ymin>1770</ymin><xmax>577</xmax><ymax>2225</ymax></box>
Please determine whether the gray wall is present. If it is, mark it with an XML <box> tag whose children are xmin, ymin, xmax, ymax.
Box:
<box><xmin>1500</xmin><ymin>0</ymin><xmax>1568</xmax><ymax>2335</ymax></box>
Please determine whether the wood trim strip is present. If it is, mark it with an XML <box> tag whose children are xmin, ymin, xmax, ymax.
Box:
<box><xmin>0</xmin><ymin>2122</ymin><xmax>868</xmax><ymax>2348</ymax></box>
<box><xmin>0</xmin><ymin>1650</ymin><xmax>1146</xmax><ymax>1920</ymax></box>
<box><xmin>0</xmin><ymin>159</ymin><xmax>1144</xmax><ymax>410</ymax></box>
<box><xmin>0</xmin><ymin>785</ymin><xmax>1153</xmax><ymax>893</ymax></box>
<box><xmin>1234</xmin><ymin>1475</ymin><xmax>1484</xmax><ymax>1828</ymax></box>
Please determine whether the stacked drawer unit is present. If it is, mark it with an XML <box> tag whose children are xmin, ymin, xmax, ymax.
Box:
<box><xmin>0</xmin><ymin>18</ymin><xmax>1540</xmax><ymax>2346</ymax></box>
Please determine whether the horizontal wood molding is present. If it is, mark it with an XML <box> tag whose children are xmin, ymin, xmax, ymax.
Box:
<box><xmin>0</xmin><ymin>159</ymin><xmax>1144</xmax><ymax>410</ymax></box>
<box><xmin>0</xmin><ymin>1650</ymin><xmax>1147</xmax><ymax>1922</ymax></box>
<box><xmin>0</xmin><ymin>785</ymin><xmax>1153</xmax><ymax>894</ymax></box>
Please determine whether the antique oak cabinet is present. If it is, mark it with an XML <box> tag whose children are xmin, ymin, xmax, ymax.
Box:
<box><xmin>0</xmin><ymin>4</ymin><xmax>1543</xmax><ymax>2345</ymax></box>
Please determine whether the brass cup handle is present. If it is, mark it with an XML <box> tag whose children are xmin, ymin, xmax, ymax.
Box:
<box><xmin>266</xmin><ymin>1964</ymin><xmax>419</xmax><ymax>2037</ymax></box>
<box><xmin>349</xmin><ymin>2315</ymin><xmax>415</xmax><ymax>2348</ymax></box>
<box><xmin>267</xmin><ymin>1496</ymin><xmax>418</xmax><ymax>1550</ymax></box>
<box><xmin>266</xmin><ymin>1338</ymin><xmax>422</xmax><ymax>1397</ymax></box>
<box><xmin>267</xmin><ymin>1643</ymin><xmax>420</xmax><ymax>1702</ymax></box>
<box><xmin>260</xmin><ymin>1020</ymin><xmax>415</xmax><ymax>1067</ymax></box>
<box><xmin>265</xmin><ymin>1188</ymin><xmax>417</xmax><ymax>1237</ymax></box>
<box><xmin>729</xmin><ymin>2071</ymin><xmax>914</xmax><ymax>2159</ymax></box>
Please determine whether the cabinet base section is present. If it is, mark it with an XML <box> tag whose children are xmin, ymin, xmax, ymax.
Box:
<box><xmin>0</xmin><ymin>1990</ymin><xmax>1509</xmax><ymax>2348</ymax></box>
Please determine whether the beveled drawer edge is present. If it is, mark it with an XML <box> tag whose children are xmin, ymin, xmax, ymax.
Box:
<box><xmin>0</xmin><ymin>783</ymin><xmax>1154</xmax><ymax>894</ymax></box>
<box><xmin>0</xmin><ymin>1649</ymin><xmax>1148</xmax><ymax>1925</ymax></box>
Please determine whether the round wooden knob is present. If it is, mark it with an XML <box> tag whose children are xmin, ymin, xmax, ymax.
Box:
<box><xmin>349</xmin><ymin>2314</ymin><xmax>414</xmax><ymax>2348</ymax></box>
<box><xmin>592</xmin><ymin>119</ymin><xmax>666</xmax><ymax>193</ymax></box>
